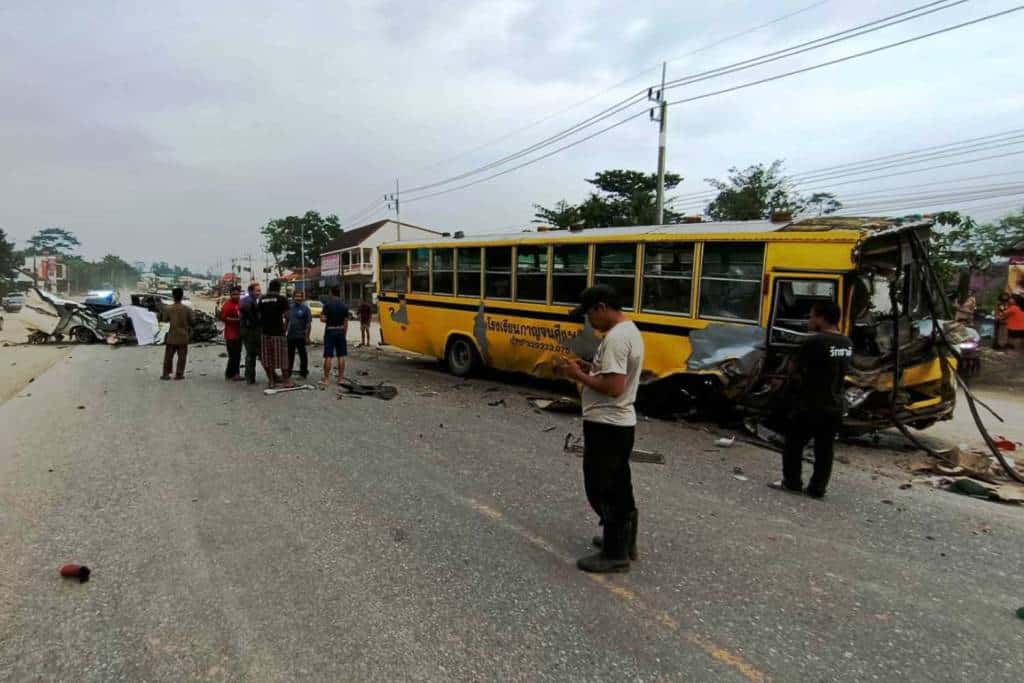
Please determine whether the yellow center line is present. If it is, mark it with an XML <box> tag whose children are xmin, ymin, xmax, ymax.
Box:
<box><xmin>465</xmin><ymin>498</ymin><xmax>768</xmax><ymax>683</ymax></box>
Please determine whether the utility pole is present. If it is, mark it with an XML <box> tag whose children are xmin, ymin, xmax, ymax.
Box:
<box><xmin>650</xmin><ymin>62</ymin><xmax>668</xmax><ymax>225</ymax></box>
<box><xmin>300</xmin><ymin>223</ymin><xmax>306</xmax><ymax>295</ymax></box>
<box><xmin>386</xmin><ymin>178</ymin><xmax>401</xmax><ymax>241</ymax></box>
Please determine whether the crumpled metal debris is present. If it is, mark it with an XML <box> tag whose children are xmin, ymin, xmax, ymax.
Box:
<box><xmin>527</xmin><ymin>396</ymin><xmax>580</xmax><ymax>413</ymax></box>
<box><xmin>337</xmin><ymin>378</ymin><xmax>398</xmax><ymax>400</ymax></box>
<box><xmin>563</xmin><ymin>433</ymin><xmax>665</xmax><ymax>464</ymax></box>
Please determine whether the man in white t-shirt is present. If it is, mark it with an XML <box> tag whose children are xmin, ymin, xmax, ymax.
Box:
<box><xmin>559</xmin><ymin>284</ymin><xmax>645</xmax><ymax>573</ymax></box>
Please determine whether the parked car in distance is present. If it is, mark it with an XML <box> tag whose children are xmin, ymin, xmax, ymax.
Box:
<box><xmin>307</xmin><ymin>300</ymin><xmax>323</xmax><ymax>318</ymax></box>
<box><xmin>2</xmin><ymin>292</ymin><xmax>26</xmax><ymax>312</ymax></box>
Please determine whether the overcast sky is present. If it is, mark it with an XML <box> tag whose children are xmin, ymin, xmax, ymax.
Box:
<box><xmin>2</xmin><ymin>0</ymin><xmax>1022</xmax><ymax>272</ymax></box>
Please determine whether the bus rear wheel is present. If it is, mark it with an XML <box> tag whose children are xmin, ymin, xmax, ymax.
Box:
<box><xmin>445</xmin><ymin>336</ymin><xmax>479</xmax><ymax>377</ymax></box>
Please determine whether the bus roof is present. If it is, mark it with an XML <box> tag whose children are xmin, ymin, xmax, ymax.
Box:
<box><xmin>380</xmin><ymin>216</ymin><xmax>934</xmax><ymax>248</ymax></box>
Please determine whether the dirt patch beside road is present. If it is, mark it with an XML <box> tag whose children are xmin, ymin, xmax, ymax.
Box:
<box><xmin>0</xmin><ymin>322</ymin><xmax>69</xmax><ymax>405</ymax></box>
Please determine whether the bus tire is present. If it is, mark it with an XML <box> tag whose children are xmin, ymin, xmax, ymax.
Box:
<box><xmin>445</xmin><ymin>336</ymin><xmax>479</xmax><ymax>377</ymax></box>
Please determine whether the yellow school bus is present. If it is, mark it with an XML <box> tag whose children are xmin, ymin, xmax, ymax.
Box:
<box><xmin>377</xmin><ymin>217</ymin><xmax>961</xmax><ymax>431</ymax></box>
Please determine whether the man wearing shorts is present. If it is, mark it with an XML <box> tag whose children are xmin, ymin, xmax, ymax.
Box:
<box><xmin>320</xmin><ymin>286</ymin><xmax>349</xmax><ymax>385</ymax></box>
<box><xmin>257</xmin><ymin>280</ymin><xmax>292</xmax><ymax>389</ymax></box>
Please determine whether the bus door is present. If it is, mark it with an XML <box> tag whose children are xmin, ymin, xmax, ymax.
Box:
<box><xmin>764</xmin><ymin>273</ymin><xmax>843</xmax><ymax>379</ymax></box>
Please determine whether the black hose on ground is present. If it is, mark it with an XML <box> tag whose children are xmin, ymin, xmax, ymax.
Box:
<box><xmin>906</xmin><ymin>231</ymin><xmax>1024</xmax><ymax>484</ymax></box>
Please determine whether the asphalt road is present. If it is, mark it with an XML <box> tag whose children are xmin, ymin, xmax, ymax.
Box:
<box><xmin>1</xmin><ymin>343</ymin><xmax>1023</xmax><ymax>682</ymax></box>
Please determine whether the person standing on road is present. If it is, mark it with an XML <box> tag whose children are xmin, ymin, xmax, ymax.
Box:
<box><xmin>357</xmin><ymin>296</ymin><xmax>373</xmax><ymax>348</ymax></box>
<box><xmin>240</xmin><ymin>282</ymin><xmax>262</xmax><ymax>384</ymax></box>
<box><xmin>257</xmin><ymin>280</ymin><xmax>292</xmax><ymax>389</ymax></box>
<box><xmin>159</xmin><ymin>287</ymin><xmax>194</xmax><ymax>381</ymax></box>
<box><xmin>220</xmin><ymin>285</ymin><xmax>244</xmax><ymax>381</ymax></box>
<box><xmin>1005</xmin><ymin>295</ymin><xmax>1024</xmax><ymax>351</ymax></box>
<box><xmin>558</xmin><ymin>284</ymin><xmax>644</xmax><ymax>574</ymax></box>
<box><xmin>769</xmin><ymin>300</ymin><xmax>852</xmax><ymax>499</ymax></box>
<box><xmin>320</xmin><ymin>286</ymin><xmax>349</xmax><ymax>385</ymax></box>
<box><xmin>956</xmin><ymin>290</ymin><xmax>977</xmax><ymax>325</ymax></box>
<box><xmin>287</xmin><ymin>289</ymin><xmax>312</xmax><ymax>379</ymax></box>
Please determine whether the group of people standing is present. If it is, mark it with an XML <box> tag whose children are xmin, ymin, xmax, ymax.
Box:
<box><xmin>994</xmin><ymin>292</ymin><xmax>1024</xmax><ymax>350</ymax></box>
<box><xmin>957</xmin><ymin>288</ymin><xmax>1024</xmax><ymax>351</ymax></box>
<box><xmin>158</xmin><ymin>280</ymin><xmax>373</xmax><ymax>387</ymax></box>
<box><xmin>218</xmin><ymin>281</ymin><xmax>372</xmax><ymax>387</ymax></box>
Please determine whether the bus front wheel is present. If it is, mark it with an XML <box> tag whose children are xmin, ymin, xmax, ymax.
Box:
<box><xmin>445</xmin><ymin>336</ymin><xmax>479</xmax><ymax>377</ymax></box>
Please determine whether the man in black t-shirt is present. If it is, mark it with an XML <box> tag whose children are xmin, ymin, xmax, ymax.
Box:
<box><xmin>257</xmin><ymin>280</ymin><xmax>293</xmax><ymax>388</ymax></box>
<box><xmin>769</xmin><ymin>300</ymin><xmax>852</xmax><ymax>499</ymax></box>
<box><xmin>320</xmin><ymin>286</ymin><xmax>349</xmax><ymax>385</ymax></box>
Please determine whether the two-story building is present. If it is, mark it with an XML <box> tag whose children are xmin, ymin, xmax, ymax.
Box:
<box><xmin>319</xmin><ymin>220</ymin><xmax>441</xmax><ymax>301</ymax></box>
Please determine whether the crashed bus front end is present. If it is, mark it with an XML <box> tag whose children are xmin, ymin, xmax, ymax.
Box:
<box><xmin>727</xmin><ymin>218</ymin><xmax>961</xmax><ymax>434</ymax></box>
<box><xmin>836</xmin><ymin>220</ymin><xmax>961</xmax><ymax>432</ymax></box>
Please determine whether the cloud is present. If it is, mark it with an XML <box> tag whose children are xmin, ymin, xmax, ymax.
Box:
<box><xmin>0</xmin><ymin>0</ymin><xmax>1022</xmax><ymax>267</ymax></box>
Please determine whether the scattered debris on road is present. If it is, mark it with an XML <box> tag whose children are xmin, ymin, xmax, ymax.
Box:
<box><xmin>264</xmin><ymin>384</ymin><xmax>316</xmax><ymax>396</ymax></box>
<box><xmin>487</xmin><ymin>399</ymin><xmax>506</xmax><ymax>407</ymax></box>
<box><xmin>527</xmin><ymin>396</ymin><xmax>580</xmax><ymax>413</ymax></box>
<box><xmin>337</xmin><ymin>378</ymin><xmax>398</xmax><ymax>400</ymax></box>
<box><xmin>946</xmin><ymin>477</ymin><xmax>1024</xmax><ymax>504</ymax></box>
<box><xmin>563</xmin><ymin>433</ymin><xmax>665</xmax><ymax>464</ymax></box>
<box><xmin>716</xmin><ymin>436</ymin><xmax>736</xmax><ymax>448</ymax></box>
<box><xmin>59</xmin><ymin>564</ymin><xmax>91</xmax><ymax>583</ymax></box>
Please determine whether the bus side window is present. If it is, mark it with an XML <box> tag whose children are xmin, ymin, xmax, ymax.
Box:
<box><xmin>516</xmin><ymin>245</ymin><xmax>548</xmax><ymax>302</ymax></box>
<box><xmin>484</xmin><ymin>247</ymin><xmax>512</xmax><ymax>299</ymax></box>
<box><xmin>642</xmin><ymin>242</ymin><xmax>693</xmax><ymax>315</ymax></box>
<box><xmin>552</xmin><ymin>244</ymin><xmax>588</xmax><ymax>305</ymax></box>
<box><xmin>698</xmin><ymin>242</ymin><xmax>764</xmax><ymax>323</ymax></box>
<box><xmin>432</xmin><ymin>248</ymin><xmax>454</xmax><ymax>295</ymax></box>
<box><xmin>594</xmin><ymin>244</ymin><xmax>636</xmax><ymax>310</ymax></box>
<box><xmin>411</xmin><ymin>248</ymin><xmax>430</xmax><ymax>293</ymax></box>
<box><xmin>380</xmin><ymin>250</ymin><xmax>408</xmax><ymax>293</ymax></box>
<box><xmin>457</xmin><ymin>248</ymin><xmax>481</xmax><ymax>298</ymax></box>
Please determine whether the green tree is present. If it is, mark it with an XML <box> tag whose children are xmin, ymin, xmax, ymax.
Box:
<box><xmin>65</xmin><ymin>254</ymin><xmax>140</xmax><ymax>293</ymax></box>
<box><xmin>533</xmin><ymin>169</ymin><xmax>684</xmax><ymax>229</ymax></box>
<box><xmin>930</xmin><ymin>208</ymin><xmax>1024</xmax><ymax>300</ymax></box>
<box><xmin>0</xmin><ymin>229</ymin><xmax>16</xmax><ymax>294</ymax></box>
<box><xmin>261</xmin><ymin>210</ymin><xmax>342</xmax><ymax>272</ymax></box>
<box><xmin>532</xmin><ymin>200</ymin><xmax>581</xmax><ymax>228</ymax></box>
<box><xmin>703</xmin><ymin>160</ymin><xmax>841</xmax><ymax>220</ymax></box>
<box><xmin>25</xmin><ymin>227</ymin><xmax>80</xmax><ymax>255</ymax></box>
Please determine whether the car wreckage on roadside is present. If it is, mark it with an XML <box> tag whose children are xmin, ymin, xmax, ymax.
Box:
<box><xmin>377</xmin><ymin>215</ymin><xmax>968</xmax><ymax>433</ymax></box>
<box><xmin>12</xmin><ymin>288</ymin><xmax>219</xmax><ymax>345</ymax></box>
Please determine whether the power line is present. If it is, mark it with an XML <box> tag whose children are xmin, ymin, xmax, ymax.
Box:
<box><xmin>340</xmin><ymin>198</ymin><xmax>386</xmax><ymax>225</ymax></box>
<box><xmin>830</xmin><ymin>191</ymin><xmax>1024</xmax><ymax>216</ymax></box>
<box><xmin>406</xmin><ymin>0</ymin><xmax>833</xmax><ymax>178</ymax></box>
<box><xmin>670</xmin><ymin>145</ymin><xmax>1024</xmax><ymax>211</ymax></box>
<box><xmin>817</xmin><ymin>172</ymin><xmax>1024</xmax><ymax>200</ymax></box>
<box><xmin>791</xmin><ymin>128</ymin><xmax>1024</xmax><ymax>180</ymax></box>
<box><xmin>790</xmin><ymin>137</ymin><xmax>1024</xmax><ymax>186</ymax></box>
<box><xmin>405</xmin><ymin>0</ymin><xmax>970</xmax><ymax>198</ymax></box>
<box><xmin>670</xmin><ymin>156</ymin><xmax>1024</xmax><ymax>215</ymax></box>
<box><xmin>668</xmin><ymin>128</ymin><xmax>1024</xmax><ymax>203</ymax></box>
<box><xmin>662</xmin><ymin>5</ymin><xmax>1024</xmax><ymax>109</ymax></box>
<box><xmin>340</xmin><ymin>201</ymin><xmax>387</xmax><ymax>229</ymax></box>
<box><xmin>404</xmin><ymin>4</ymin><xmax>1023</xmax><ymax>206</ymax></box>
<box><xmin>661</xmin><ymin>0</ymin><xmax>969</xmax><ymax>92</ymax></box>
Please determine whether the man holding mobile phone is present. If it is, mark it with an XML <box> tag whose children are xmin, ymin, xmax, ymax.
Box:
<box><xmin>558</xmin><ymin>284</ymin><xmax>645</xmax><ymax>574</ymax></box>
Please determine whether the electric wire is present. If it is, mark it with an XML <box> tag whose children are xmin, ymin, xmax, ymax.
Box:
<box><xmin>406</xmin><ymin>0</ymin><xmax>833</xmax><ymax>177</ymax></box>
<box><xmin>402</xmin><ymin>5</ymin><xmax>1023</xmax><ymax>204</ymax></box>
<box><xmin>403</xmin><ymin>0</ymin><xmax>977</xmax><ymax>197</ymax></box>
